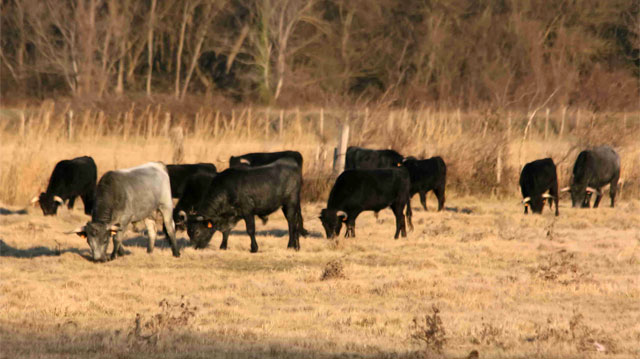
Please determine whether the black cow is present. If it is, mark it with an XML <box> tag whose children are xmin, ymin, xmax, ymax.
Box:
<box><xmin>173</xmin><ymin>172</ymin><xmax>217</xmax><ymax>230</ymax></box>
<box><xmin>402</xmin><ymin>156</ymin><xmax>447</xmax><ymax>215</ymax></box>
<box><xmin>31</xmin><ymin>156</ymin><xmax>97</xmax><ymax>216</ymax></box>
<box><xmin>345</xmin><ymin>146</ymin><xmax>404</xmax><ymax>169</ymax></box>
<box><xmin>319</xmin><ymin>168</ymin><xmax>411</xmax><ymax>239</ymax></box>
<box><xmin>519</xmin><ymin>158</ymin><xmax>559</xmax><ymax>216</ymax></box>
<box><xmin>229</xmin><ymin>150</ymin><xmax>303</xmax><ymax>168</ymax></box>
<box><xmin>186</xmin><ymin>158</ymin><xmax>304</xmax><ymax>253</ymax></box>
<box><xmin>563</xmin><ymin>145</ymin><xmax>620</xmax><ymax>208</ymax></box>
<box><xmin>166</xmin><ymin>163</ymin><xmax>217</xmax><ymax>198</ymax></box>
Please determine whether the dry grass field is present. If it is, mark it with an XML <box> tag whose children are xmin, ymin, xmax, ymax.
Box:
<box><xmin>1</xmin><ymin>106</ymin><xmax>639</xmax><ymax>358</ymax></box>
<box><xmin>1</xmin><ymin>197</ymin><xmax>639</xmax><ymax>359</ymax></box>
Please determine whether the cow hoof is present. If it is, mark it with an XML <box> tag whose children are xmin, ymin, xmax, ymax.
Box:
<box><xmin>172</xmin><ymin>251</ymin><xmax>180</xmax><ymax>258</ymax></box>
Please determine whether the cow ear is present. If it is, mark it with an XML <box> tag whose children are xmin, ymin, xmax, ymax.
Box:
<box><xmin>109</xmin><ymin>224</ymin><xmax>121</xmax><ymax>235</ymax></box>
<box><xmin>206</xmin><ymin>221</ymin><xmax>213</xmax><ymax>229</ymax></box>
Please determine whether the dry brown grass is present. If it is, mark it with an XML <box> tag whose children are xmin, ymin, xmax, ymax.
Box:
<box><xmin>0</xmin><ymin>105</ymin><xmax>639</xmax><ymax>358</ymax></box>
<box><xmin>1</xmin><ymin>199</ymin><xmax>639</xmax><ymax>358</ymax></box>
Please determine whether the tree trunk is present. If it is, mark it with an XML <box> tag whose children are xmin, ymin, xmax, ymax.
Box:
<box><xmin>146</xmin><ymin>0</ymin><xmax>157</xmax><ymax>97</ymax></box>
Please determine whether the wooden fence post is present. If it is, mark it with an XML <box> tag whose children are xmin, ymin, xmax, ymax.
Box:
<box><xmin>19</xmin><ymin>111</ymin><xmax>26</xmax><ymax>138</ymax></box>
<box><xmin>559</xmin><ymin>107</ymin><xmax>566</xmax><ymax>138</ymax></box>
<box><xmin>213</xmin><ymin>111</ymin><xmax>219</xmax><ymax>137</ymax></box>
<box><xmin>247</xmin><ymin>107</ymin><xmax>252</xmax><ymax>138</ymax></box>
<box><xmin>507</xmin><ymin>112</ymin><xmax>512</xmax><ymax>142</ymax></box>
<box><xmin>279</xmin><ymin>109</ymin><xmax>284</xmax><ymax>138</ymax></box>
<box><xmin>320</xmin><ymin>108</ymin><xmax>324</xmax><ymax>137</ymax></box>
<box><xmin>67</xmin><ymin>110</ymin><xmax>74</xmax><ymax>141</ymax></box>
<box><xmin>544</xmin><ymin>108</ymin><xmax>549</xmax><ymax>140</ymax></box>
<box><xmin>333</xmin><ymin>123</ymin><xmax>349</xmax><ymax>175</ymax></box>
<box><xmin>264</xmin><ymin>108</ymin><xmax>270</xmax><ymax>137</ymax></box>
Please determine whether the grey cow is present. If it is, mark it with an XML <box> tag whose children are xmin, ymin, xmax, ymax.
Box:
<box><xmin>69</xmin><ymin>162</ymin><xmax>180</xmax><ymax>261</ymax></box>
<box><xmin>562</xmin><ymin>145</ymin><xmax>621</xmax><ymax>208</ymax></box>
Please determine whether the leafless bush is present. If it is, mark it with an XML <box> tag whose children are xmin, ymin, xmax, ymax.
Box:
<box><xmin>320</xmin><ymin>259</ymin><xmax>345</xmax><ymax>280</ymax></box>
<box><xmin>128</xmin><ymin>296</ymin><xmax>198</xmax><ymax>347</ymax></box>
<box><xmin>532</xmin><ymin>250</ymin><xmax>593</xmax><ymax>285</ymax></box>
<box><xmin>410</xmin><ymin>305</ymin><xmax>447</xmax><ymax>355</ymax></box>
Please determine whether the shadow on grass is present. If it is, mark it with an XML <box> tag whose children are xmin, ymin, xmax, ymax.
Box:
<box><xmin>122</xmin><ymin>233</ymin><xmax>191</xmax><ymax>250</ymax></box>
<box><xmin>0</xmin><ymin>207</ymin><xmax>28</xmax><ymax>216</ymax></box>
<box><xmin>0</xmin><ymin>239</ymin><xmax>88</xmax><ymax>259</ymax></box>
<box><xmin>230</xmin><ymin>228</ymin><xmax>324</xmax><ymax>239</ymax></box>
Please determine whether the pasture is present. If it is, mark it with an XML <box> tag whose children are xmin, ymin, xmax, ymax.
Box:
<box><xmin>0</xmin><ymin>106</ymin><xmax>639</xmax><ymax>358</ymax></box>
<box><xmin>1</xmin><ymin>198</ymin><xmax>639</xmax><ymax>358</ymax></box>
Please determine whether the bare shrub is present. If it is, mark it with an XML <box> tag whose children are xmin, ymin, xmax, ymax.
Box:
<box><xmin>471</xmin><ymin>317</ymin><xmax>508</xmax><ymax>349</ymax></box>
<box><xmin>169</xmin><ymin>126</ymin><xmax>185</xmax><ymax>164</ymax></box>
<box><xmin>301</xmin><ymin>173</ymin><xmax>334</xmax><ymax>203</ymax></box>
<box><xmin>532</xmin><ymin>250</ymin><xmax>593</xmax><ymax>285</ymax></box>
<box><xmin>128</xmin><ymin>296</ymin><xmax>198</xmax><ymax>347</ymax></box>
<box><xmin>410</xmin><ymin>305</ymin><xmax>447</xmax><ymax>355</ymax></box>
<box><xmin>320</xmin><ymin>259</ymin><xmax>345</xmax><ymax>280</ymax></box>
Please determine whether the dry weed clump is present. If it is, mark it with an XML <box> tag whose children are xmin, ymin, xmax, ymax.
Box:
<box><xmin>410</xmin><ymin>305</ymin><xmax>447</xmax><ymax>356</ymax></box>
<box><xmin>301</xmin><ymin>173</ymin><xmax>334</xmax><ymax>203</ymax></box>
<box><xmin>470</xmin><ymin>317</ymin><xmax>509</xmax><ymax>350</ymax></box>
<box><xmin>532</xmin><ymin>250</ymin><xmax>593</xmax><ymax>285</ymax></box>
<box><xmin>320</xmin><ymin>259</ymin><xmax>346</xmax><ymax>280</ymax></box>
<box><xmin>529</xmin><ymin>311</ymin><xmax>618</xmax><ymax>354</ymax></box>
<box><xmin>128</xmin><ymin>296</ymin><xmax>198</xmax><ymax>347</ymax></box>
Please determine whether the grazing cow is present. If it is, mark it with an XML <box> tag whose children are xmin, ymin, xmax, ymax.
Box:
<box><xmin>166</xmin><ymin>163</ymin><xmax>217</xmax><ymax>198</ymax></box>
<box><xmin>31</xmin><ymin>156</ymin><xmax>97</xmax><ymax>216</ymax></box>
<box><xmin>519</xmin><ymin>158</ymin><xmax>559</xmax><ymax>216</ymax></box>
<box><xmin>69</xmin><ymin>162</ymin><xmax>180</xmax><ymax>262</ymax></box>
<box><xmin>345</xmin><ymin>146</ymin><xmax>404</xmax><ymax>169</ymax></box>
<box><xmin>186</xmin><ymin>158</ymin><xmax>304</xmax><ymax>253</ymax></box>
<box><xmin>562</xmin><ymin>145</ymin><xmax>620</xmax><ymax>208</ymax></box>
<box><xmin>319</xmin><ymin>168</ymin><xmax>411</xmax><ymax>239</ymax></box>
<box><xmin>229</xmin><ymin>150</ymin><xmax>303</xmax><ymax>168</ymax></box>
<box><xmin>402</xmin><ymin>156</ymin><xmax>447</xmax><ymax>215</ymax></box>
<box><xmin>173</xmin><ymin>172</ymin><xmax>217</xmax><ymax>230</ymax></box>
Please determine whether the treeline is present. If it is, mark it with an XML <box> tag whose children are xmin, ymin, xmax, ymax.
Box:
<box><xmin>1</xmin><ymin>0</ymin><xmax>638</xmax><ymax>109</ymax></box>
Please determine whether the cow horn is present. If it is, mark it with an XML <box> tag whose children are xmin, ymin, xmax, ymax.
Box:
<box><xmin>522</xmin><ymin>197</ymin><xmax>531</xmax><ymax>204</ymax></box>
<box><xmin>53</xmin><ymin>196</ymin><xmax>64</xmax><ymax>204</ymax></box>
<box><xmin>31</xmin><ymin>196</ymin><xmax>39</xmax><ymax>204</ymax></box>
<box><xmin>65</xmin><ymin>226</ymin><xmax>86</xmax><ymax>235</ymax></box>
<box><xmin>196</xmin><ymin>215</ymin><xmax>204</xmax><ymax>221</ymax></box>
<box><xmin>542</xmin><ymin>193</ymin><xmax>554</xmax><ymax>199</ymax></box>
<box><xmin>178</xmin><ymin>210</ymin><xmax>187</xmax><ymax>221</ymax></box>
<box><xmin>336</xmin><ymin>210</ymin><xmax>347</xmax><ymax>219</ymax></box>
<box><xmin>240</xmin><ymin>158</ymin><xmax>250</xmax><ymax>165</ymax></box>
<box><xmin>109</xmin><ymin>224</ymin><xmax>121</xmax><ymax>232</ymax></box>
<box><xmin>586</xmin><ymin>186</ymin><xmax>600</xmax><ymax>194</ymax></box>
<box><xmin>560</xmin><ymin>187</ymin><xmax>570</xmax><ymax>192</ymax></box>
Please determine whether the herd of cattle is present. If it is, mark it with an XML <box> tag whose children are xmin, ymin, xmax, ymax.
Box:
<box><xmin>29</xmin><ymin>145</ymin><xmax>620</xmax><ymax>262</ymax></box>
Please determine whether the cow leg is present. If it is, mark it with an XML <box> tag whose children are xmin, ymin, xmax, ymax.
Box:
<box><xmin>282</xmin><ymin>205</ymin><xmax>300</xmax><ymax>250</ymax></box>
<box><xmin>581</xmin><ymin>193</ymin><xmax>591</xmax><ymax>208</ymax></box>
<box><xmin>144</xmin><ymin>218</ymin><xmax>157</xmax><ymax>254</ymax></box>
<box><xmin>67</xmin><ymin>196</ymin><xmax>76</xmax><ymax>210</ymax></box>
<box><xmin>419</xmin><ymin>191</ymin><xmax>428</xmax><ymax>211</ymax></box>
<box><xmin>80</xmin><ymin>191</ymin><xmax>94</xmax><ymax>215</ymax></box>
<box><xmin>220</xmin><ymin>230</ymin><xmax>230</xmax><ymax>250</ymax></box>
<box><xmin>392</xmin><ymin>204</ymin><xmax>407</xmax><ymax>239</ymax></box>
<box><xmin>434</xmin><ymin>187</ymin><xmax>445</xmax><ymax>211</ymax></box>
<box><xmin>244</xmin><ymin>216</ymin><xmax>259</xmax><ymax>253</ymax></box>
<box><xmin>110</xmin><ymin>230</ymin><xmax>126</xmax><ymax>260</ymax></box>
<box><xmin>405</xmin><ymin>200</ymin><xmax>414</xmax><ymax>232</ymax></box>
<box><xmin>609</xmin><ymin>177</ymin><xmax>619</xmax><ymax>207</ymax></box>
<box><xmin>593</xmin><ymin>189</ymin><xmax>603</xmax><ymax>208</ymax></box>
<box><xmin>159</xmin><ymin>206</ymin><xmax>180</xmax><ymax>257</ymax></box>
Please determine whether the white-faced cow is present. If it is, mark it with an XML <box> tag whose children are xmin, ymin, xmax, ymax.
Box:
<box><xmin>402</xmin><ymin>156</ymin><xmax>447</xmax><ymax>215</ymax></box>
<box><xmin>186</xmin><ymin>158</ymin><xmax>304</xmax><ymax>253</ymax></box>
<box><xmin>69</xmin><ymin>162</ymin><xmax>180</xmax><ymax>262</ymax></box>
<box><xmin>166</xmin><ymin>163</ymin><xmax>217</xmax><ymax>199</ymax></box>
<box><xmin>345</xmin><ymin>146</ymin><xmax>404</xmax><ymax>170</ymax></box>
<box><xmin>562</xmin><ymin>145</ymin><xmax>620</xmax><ymax>208</ymax></box>
<box><xmin>320</xmin><ymin>168</ymin><xmax>411</xmax><ymax>239</ymax></box>
<box><xmin>519</xmin><ymin>158</ymin><xmax>559</xmax><ymax>216</ymax></box>
<box><xmin>229</xmin><ymin>150</ymin><xmax>303</xmax><ymax>168</ymax></box>
<box><xmin>31</xmin><ymin>156</ymin><xmax>97</xmax><ymax>216</ymax></box>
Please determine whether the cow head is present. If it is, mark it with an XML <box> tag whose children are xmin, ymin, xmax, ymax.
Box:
<box><xmin>69</xmin><ymin>222</ymin><xmax>120</xmax><ymax>262</ymax></box>
<box><xmin>522</xmin><ymin>193</ymin><xmax>554</xmax><ymax>214</ymax></box>
<box><xmin>319</xmin><ymin>209</ymin><xmax>347</xmax><ymax>239</ymax></box>
<box><xmin>185</xmin><ymin>214</ymin><xmax>227</xmax><ymax>249</ymax></box>
<box><xmin>565</xmin><ymin>184</ymin><xmax>599</xmax><ymax>208</ymax></box>
<box><xmin>31</xmin><ymin>193</ymin><xmax>64</xmax><ymax>216</ymax></box>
